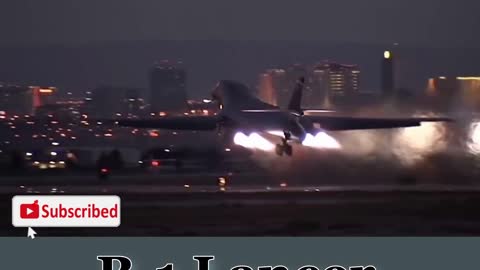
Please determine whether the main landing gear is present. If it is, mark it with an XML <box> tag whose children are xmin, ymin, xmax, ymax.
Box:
<box><xmin>275</xmin><ymin>132</ymin><xmax>293</xmax><ymax>157</ymax></box>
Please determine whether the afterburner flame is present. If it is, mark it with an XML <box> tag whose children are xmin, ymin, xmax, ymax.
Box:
<box><xmin>233</xmin><ymin>132</ymin><xmax>254</xmax><ymax>148</ymax></box>
<box><xmin>467</xmin><ymin>121</ymin><xmax>480</xmax><ymax>155</ymax></box>
<box><xmin>249</xmin><ymin>133</ymin><xmax>275</xmax><ymax>151</ymax></box>
<box><xmin>233</xmin><ymin>132</ymin><xmax>274</xmax><ymax>151</ymax></box>
<box><xmin>302</xmin><ymin>132</ymin><xmax>341</xmax><ymax>149</ymax></box>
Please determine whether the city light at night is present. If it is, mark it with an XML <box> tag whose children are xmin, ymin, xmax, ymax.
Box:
<box><xmin>384</xmin><ymin>50</ymin><xmax>391</xmax><ymax>59</ymax></box>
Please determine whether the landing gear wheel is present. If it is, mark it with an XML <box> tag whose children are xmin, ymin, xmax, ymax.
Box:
<box><xmin>275</xmin><ymin>144</ymin><xmax>284</xmax><ymax>156</ymax></box>
<box><xmin>284</xmin><ymin>144</ymin><xmax>293</xmax><ymax>156</ymax></box>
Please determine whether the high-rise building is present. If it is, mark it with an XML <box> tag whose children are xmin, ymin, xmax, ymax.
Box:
<box><xmin>0</xmin><ymin>84</ymin><xmax>58</xmax><ymax>116</ymax></box>
<box><xmin>86</xmin><ymin>86</ymin><xmax>144</xmax><ymax>118</ymax></box>
<box><xmin>258</xmin><ymin>62</ymin><xmax>361</xmax><ymax>109</ymax></box>
<box><xmin>312</xmin><ymin>62</ymin><xmax>360</xmax><ymax>105</ymax></box>
<box><xmin>381</xmin><ymin>50</ymin><xmax>395</xmax><ymax>98</ymax></box>
<box><xmin>257</xmin><ymin>69</ymin><xmax>286</xmax><ymax>106</ymax></box>
<box><xmin>31</xmin><ymin>86</ymin><xmax>57</xmax><ymax>109</ymax></box>
<box><xmin>149</xmin><ymin>61</ymin><xmax>187</xmax><ymax>113</ymax></box>
<box><xmin>310</xmin><ymin>66</ymin><xmax>329</xmax><ymax>107</ymax></box>
<box><xmin>426</xmin><ymin>76</ymin><xmax>480</xmax><ymax>110</ymax></box>
<box><xmin>258</xmin><ymin>65</ymin><xmax>310</xmax><ymax>109</ymax></box>
<box><xmin>458</xmin><ymin>77</ymin><xmax>480</xmax><ymax>109</ymax></box>
<box><xmin>0</xmin><ymin>84</ymin><xmax>33</xmax><ymax>115</ymax></box>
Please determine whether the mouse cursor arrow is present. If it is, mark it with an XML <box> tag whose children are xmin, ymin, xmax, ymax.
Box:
<box><xmin>27</xmin><ymin>227</ymin><xmax>37</xmax><ymax>239</ymax></box>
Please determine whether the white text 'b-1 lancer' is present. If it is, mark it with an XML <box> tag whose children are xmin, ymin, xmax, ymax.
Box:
<box><xmin>116</xmin><ymin>78</ymin><xmax>452</xmax><ymax>156</ymax></box>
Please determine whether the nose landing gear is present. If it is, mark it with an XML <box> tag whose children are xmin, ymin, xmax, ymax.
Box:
<box><xmin>275</xmin><ymin>133</ymin><xmax>293</xmax><ymax>157</ymax></box>
<box><xmin>275</xmin><ymin>143</ymin><xmax>284</xmax><ymax>156</ymax></box>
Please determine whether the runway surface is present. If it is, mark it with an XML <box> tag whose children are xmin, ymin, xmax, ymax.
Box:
<box><xmin>0</xmin><ymin>181</ymin><xmax>480</xmax><ymax>234</ymax></box>
<box><xmin>2</xmin><ymin>173</ymin><xmax>480</xmax><ymax>236</ymax></box>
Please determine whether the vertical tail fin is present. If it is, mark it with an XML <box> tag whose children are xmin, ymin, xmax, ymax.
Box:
<box><xmin>287</xmin><ymin>77</ymin><xmax>305</xmax><ymax>113</ymax></box>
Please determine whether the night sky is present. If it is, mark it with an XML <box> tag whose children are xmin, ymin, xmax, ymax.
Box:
<box><xmin>0</xmin><ymin>1</ymin><xmax>479</xmax><ymax>96</ymax></box>
<box><xmin>1</xmin><ymin>0</ymin><xmax>479</xmax><ymax>46</ymax></box>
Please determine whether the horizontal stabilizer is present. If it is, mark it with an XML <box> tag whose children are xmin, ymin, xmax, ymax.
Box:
<box><xmin>241</xmin><ymin>109</ymin><xmax>285</xmax><ymax>112</ymax></box>
<box><xmin>303</xmin><ymin>109</ymin><xmax>337</xmax><ymax>113</ymax></box>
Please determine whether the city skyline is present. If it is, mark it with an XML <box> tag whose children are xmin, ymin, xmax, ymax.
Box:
<box><xmin>1</xmin><ymin>40</ymin><xmax>480</xmax><ymax>99</ymax></box>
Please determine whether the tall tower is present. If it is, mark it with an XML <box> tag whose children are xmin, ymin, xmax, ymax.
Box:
<box><xmin>381</xmin><ymin>50</ymin><xmax>395</xmax><ymax>98</ymax></box>
<box><xmin>149</xmin><ymin>61</ymin><xmax>187</xmax><ymax>113</ymax></box>
<box><xmin>313</xmin><ymin>61</ymin><xmax>360</xmax><ymax>106</ymax></box>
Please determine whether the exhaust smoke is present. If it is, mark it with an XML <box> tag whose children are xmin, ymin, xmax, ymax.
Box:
<box><xmin>467</xmin><ymin>121</ymin><xmax>480</xmax><ymax>155</ymax></box>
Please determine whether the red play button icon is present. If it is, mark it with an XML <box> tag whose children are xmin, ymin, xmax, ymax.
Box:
<box><xmin>20</xmin><ymin>200</ymin><xmax>39</xmax><ymax>219</ymax></box>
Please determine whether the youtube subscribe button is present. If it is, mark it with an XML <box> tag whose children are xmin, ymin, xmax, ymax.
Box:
<box><xmin>12</xmin><ymin>195</ymin><xmax>120</xmax><ymax>227</ymax></box>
